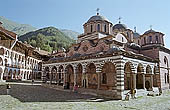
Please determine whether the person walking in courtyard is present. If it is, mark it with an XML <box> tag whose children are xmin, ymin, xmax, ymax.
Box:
<box><xmin>32</xmin><ymin>79</ymin><xmax>34</xmax><ymax>85</ymax></box>
<box><xmin>130</xmin><ymin>88</ymin><xmax>136</xmax><ymax>99</ymax></box>
<box><xmin>6</xmin><ymin>83</ymin><xmax>11</xmax><ymax>95</ymax></box>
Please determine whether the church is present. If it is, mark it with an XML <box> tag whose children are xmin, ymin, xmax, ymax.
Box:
<box><xmin>0</xmin><ymin>11</ymin><xmax>169</xmax><ymax>100</ymax></box>
<box><xmin>43</xmin><ymin>12</ymin><xmax>170</xmax><ymax>99</ymax></box>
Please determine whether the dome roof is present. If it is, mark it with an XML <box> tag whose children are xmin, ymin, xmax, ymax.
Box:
<box><xmin>87</xmin><ymin>14</ymin><xmax>109</xmax><ymax>22</ymax></box>
<box><xmin>113</xmin><ymin>23</ymin><xmax>127</xmax><ymax>30</ymax></box>
<box><xmin>133</xmin><ymin>32</ymin><xmax>140</xmax><ymax>38</ymax></box>
<box><xmin>144</xmin><ymin>29</ymin><xmax>155</xmax><ymax>34</ymax></box>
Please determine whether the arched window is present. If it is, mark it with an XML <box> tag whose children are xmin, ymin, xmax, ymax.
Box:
<box><xmin>97</xmin><ymin>24</ymin><xmax>100</xmax><ymax>31</ymax></box>
<box><xmin>104</xmin><ymin>24</ymin><xmax>107</xmax><ymax>32</ymax></box>
<box><xmin>165</xmin><ymin>73</ymin><xmax>167</xmax><ymax>83</ymax></box>
<box><xmin>138</xmin><ymin>40</ymin><xmax>140</xmax><ymax>45</ymax></box>
<box><xmin>122</xmin><ymin>37</ymin><xmax>124</xmax><ymax>42</ymax></box>
<box><xmin>149</xmin><ymin>36</ymin><xmax>152</xmax><ymax>43</ymax></box>
<box><xmin>144</xmin><ymin>37</ymin><xmax>146</xmax><ymax>44</ymax></box>
<box><xmin>156</xmin><ymin>36</ymin><xmax>159</xmax><ymax>43</ymax></box>
<box><xmin>91</xmin><ymin>25</ymin><xmax>93</xmax><ymax>32</ymax></box>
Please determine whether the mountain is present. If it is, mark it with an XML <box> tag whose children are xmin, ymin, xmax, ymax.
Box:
<box><xmin>60</xmin><ymin>29</ymin><xmax>79</xmax><ymax>40</ymax></box>
<box><xmin>19</xmin><ymin>27</ymin><xmax>75</xmax><ymax>52</ymax></box>
<box><xmin>0</xmin><ymin>16</ymin><xmax>36</xmax><ymax>36</ymax></box>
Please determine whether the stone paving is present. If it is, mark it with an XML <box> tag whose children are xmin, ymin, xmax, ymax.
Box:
<box><xmin>0</xmin><ymin>82</ymin><xmax>170</xmax><ymax>110</ymax></box>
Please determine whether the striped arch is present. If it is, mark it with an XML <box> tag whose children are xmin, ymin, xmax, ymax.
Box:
<box><xmin>124</xmin><ymin>61</ymin><xmax>135</xmax><ymax>90</ymax></box>
<box><xmin>100</xmin><ymin>61</ymin><xmax>117</xmax><ymax>90</ymax></box>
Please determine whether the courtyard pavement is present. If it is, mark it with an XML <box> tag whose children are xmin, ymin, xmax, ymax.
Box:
<box><xmin>0</xmin><ymin>81</ymin><xmax>170</xmax><ymax>110</ymax></box>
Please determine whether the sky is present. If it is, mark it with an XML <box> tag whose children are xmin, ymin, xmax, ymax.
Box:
<box><xmin>0</xmin><ymin>0</ymin><xmax>170</xmax><ymax>48</ymax></box>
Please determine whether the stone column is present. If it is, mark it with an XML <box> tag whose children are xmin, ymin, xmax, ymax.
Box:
<box><xmin>151</xmin><ymin>75</ymin><xmax>153</xmax><ymax>89</ymax></box>
<box><xmin>143</xmin><ymin>74</ymin><xmax>146</xmax><ymax>89</ymax></box>
<box><xmin>49</xmin><ymin>71</ymin><xmax>52</xmax><ymax>84</ymax></box>
<box><xmin>73</xmin><ymin>66</ymin><xmax>77</xmax><ymax>87</ymax></box>
<box><xmin>116</xmin><ymin>57</ymin><xmax>124</xmax><ymax>100</ymax></box>
<box><xmin>95</xmin><ymin>63</ymin><xmax>101</xmax><ymax>90</ymax></box>
<box><xmin>82</xmin><ymin>64</ymin><xmax>87</xmax><ymax>88</ymax></box>
<box><xmin>97</xmin><ymin>72</ymin><xmax>100</xmax><ymax>90</ymax></box>
<box><xmin>133</xmin><ymin>73</ymin><xmax>136</xmax><ymax>89</ymax></box>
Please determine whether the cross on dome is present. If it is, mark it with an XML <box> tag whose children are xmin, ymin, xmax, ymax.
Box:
<box><xmin>96</xmin><ymin>8</ymin><xmax>100</xmax><ymax>15</ymax></box>
<box><xmin>118</xmin><ymin>17</ymin><xmax>122</xmax><ymax>24</ymax></box>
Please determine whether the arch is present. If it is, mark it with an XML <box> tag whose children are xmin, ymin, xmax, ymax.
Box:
<box><xmin>38</xmin><ymin>62</ymin><xmax>42</xmax><ymax>71</ymax></box>
<box><xmin>124</xmin><ymin>62</ymin><xmax>133</xmax><ymax>90</ymax></box>
<box><xmin>0</xmin><ymin>57</ymin><xmax>3</xmax><ymax>66</ymax></box>
<box><xmin>24</xmin><ymin>71</ymin><xmax>26</xmax><ymax>79</ymax></box>
<box><xmin>13</xmin><ymin>70</ymin><xmax>17</xmax><ymax>79</ymax></box>
<box><xmin>86</xmin><ymin>63</ymin><xmax>97</xmax><ymax>89</ymax></box>
<box><xmin>3</xmin><ymin>68</ymin><xmax>8</xmax><ymax>80</ymax></box>
<box><xmin>101</xmin><ymin>62</ymin><xmax>116</xmax><ymax>90</ymax></box>
<box><xmin>0</xmin><ymin>48</ymin><xmax>5</xmax><ymax>55</ymax></box>
<box><xmin>115</xmin><ymin>33</ymin><xmax>128</xmax><ymax>43</ymax></box>
<box><xmin>8</xmin><ymin>69</ymin><xmax>12</xmax><ymax>80</ymax></box>
<box><xmin>51</xmin><ymin>66</ymin><xmax>57</xmax><ymax>83</ymax></box>
<box><xmin>77</xmin><ymin>63</ymin><xmax>83</xmax><ymax>87</ymax></box>
<box><xmin>145</xmin><ymin>65</ymin><xmax>154</xmax><ymax>90</ymax></box>
<box><xmin>44</xmin><ymin>66</ymin><xmax>50</xmax><ymax>81</ymax></box>
<box><xmin>153</xmin><ymin>66</ymin><xmax>158</xmax><ymax>87</ymax></box>
<box><xmin>65</xmin><ymin>64</ymin><xmax>74</xmax><ymax>88</ymax></box>
<box><xmin>58</xmin><ymin>65</ymin><xmax>64</xmax><ymax>84</ymax></box>
<box><xmin>146</xmin><ymin>65</ymin><xmax>152</xmax><ymax>74</ymax></box>
<box><xmin>104</xmin><ymin>24</ymin><xmax>107</xmax><ymax>32</ymax></box>
<box><xmin>97</xmin><ymin>24</ymin><xmax>100</xmax><ymax>31</ymax></box>
<box><xmin>4</xmin><ymin>59</ymin><xmax>8</xmax><ymax>66</ymax></box>
<box><xmin>37</xmin><ymin>72</ymin><xmax>42</xmax><ymax>80</ymax></box>
<box><xmin>27</xmin><ymin>71</ymin><xmax>29</xmax><ymax>80</ymax></box>
<box><xmin>136</xmin><ymin>63</ymin><xmax>144</xmax><ymax>89</ymax></box>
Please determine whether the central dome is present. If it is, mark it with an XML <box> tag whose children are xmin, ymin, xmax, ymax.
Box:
<box><xmin>87</xmin><ymin>14</ymin><xmax>109</xmax><ymax>22</ymax></box>
<box><xmin>113</xmin><ymin>23</ymin><xmax>127</xmax><ymax>30</ymax></box>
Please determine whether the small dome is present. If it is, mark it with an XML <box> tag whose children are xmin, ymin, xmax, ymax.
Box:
<box><xmin>144</xmin><ymin>29</ymin><xmax>155</xmax><ymax>35</ymax></box>
<box><xmin>87</xmin><ymin>14</ymin><xmax>109</xmax><ymax>22</ymax></box>
<box><xmin>133</xmin><ymin>32</ymin><xmax>140</xmax><ymax>38</ymax></box>
<box><xmin>113</xmin><ymin>23</ymin><xmax>127</xmax><ymax>30</ymax></box>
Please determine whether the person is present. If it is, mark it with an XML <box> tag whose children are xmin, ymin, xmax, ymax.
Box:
<box><xmin>130</xmin><ymin>88</ymin><xmax>136</xmax><ymax>99</ymax></box>
<box><xmin>124</xmin><ymin>92</ymin><xmax>130</xmax><ymax>101</ymax></box>
<box><xmin>32</xmin><ymin>79</ymin><xmax>34</xmax><ymax>85</ymax></box>
<box><xmin>6</xmin><ymin>83</ymin><xmax>11</xmax><ymax>95</ymax></box>
<box><xmin>73</xmin><ymin>84</ymin><xmax>78</xmax><ymax>93</ymax></box>
<box><xmin>158</xmin><ymin>86</ymin><xmax>162</xmax><ymax>96</ymax></box>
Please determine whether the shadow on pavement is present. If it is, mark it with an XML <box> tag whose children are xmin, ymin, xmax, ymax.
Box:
<box><xmin>0</xmin><ymin>84</ymin><xmax>111</xmax><ymax>102</ymax></box>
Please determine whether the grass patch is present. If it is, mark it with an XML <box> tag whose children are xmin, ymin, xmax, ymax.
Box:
<box><xmin>137</xmin><ymin>96</ymin><xmax>143</xmax><ymax>99</ymax></box>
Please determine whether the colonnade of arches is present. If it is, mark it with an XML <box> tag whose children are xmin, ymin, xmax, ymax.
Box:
<box><xmin>44</xmin><ymin>61</ymin><xmax>158</xmax><ymax>91</ymax></box>
<box><xmin>124</xmin><ymin>62</ymin><xmax>158</xmax><ymax>91</ymax></box>
<box><xmin>0</xmin><ymin>67</ymin><xmax>41</xmax><ymax>81</ymax></box>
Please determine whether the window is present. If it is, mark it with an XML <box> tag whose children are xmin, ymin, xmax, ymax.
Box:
<box><xmin>122</xmin><ymin>37</ymin><xmax>124</xmax><ymax>42</ymax></box>
<box><xmin>149</xmin><ymin>36</ymin><xmax>152</xmax><ymax>43</ymax></box>
<box><xmin>156</xmin><ymin>36</ymin><xmax>159</xmax><ymax>43</ymax></box>
<box><xmin>168</xmin><ymin>73</ymin><xmax>169</xmax><ymax>83</ymax></box>
<box><xmin>144</xmin><ymin>37</ymin><xmax>146</xmax><ymax>44</ymax></box>
<box><xmin>97</xmin><ymin>24</ymin><xmax>100</xmax><ymax>31</ymax></box>
<box><xmin>165</xmin><ymin>73</ymin><xmax>167</xmax><ymax>83</ymax></box>
<box><xmin>91</xmin><ymin>25</ymin><xmax>93</xmax><ymax>32</ymax></box>
<box><xmin>104</xmin><ymin>24</ymin><xmax>107</xmax><ymax>32</ymax></box>
<box><xmin>102</xmin><ymin>73</ymin><xmax>107</xmax><ymax>84</ymax></box>
<box><xmin>138</xmin><ymin>40</ymin><xmax>140</xmax><ymax>45</ymax></box>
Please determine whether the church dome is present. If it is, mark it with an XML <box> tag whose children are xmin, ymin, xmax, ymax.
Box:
<box><xmin>87</xmin><ymin>14</ymin><xmax>109</xmax><ymax>22</ymax></box>
<box><xmin>144</xmin><ymin>29</ymin><xmax>155</xmax><ymax>35</ymax></box>
<box><xmin>133</xmin><ymin>32</ymin><xmax>140</xmax><ymax>38</ymax></box>
<box><xmin>113</xmin><ymin>23</ymin><xmax>127</xmax><ymax>30</ymax></box>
